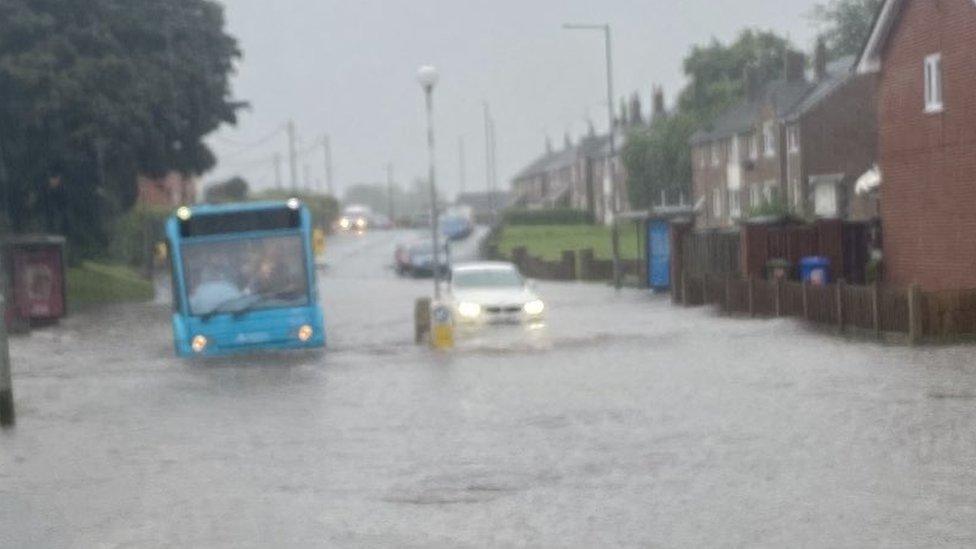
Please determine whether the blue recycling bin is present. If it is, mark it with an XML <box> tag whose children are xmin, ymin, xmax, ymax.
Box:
<box><xmin>799</xmin><ymin>256</ymin><xmax>831</xmax><ymax>286</ymax></box>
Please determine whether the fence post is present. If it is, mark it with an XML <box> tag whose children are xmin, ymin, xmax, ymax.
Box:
<box><xmin>774</xmin><ymin>279</ymin><xmax>782</xmax><ymax>317</ymax></box>
<box><xmin>561</xmin><ymin>250</ymin><xmax>577</xmax><ymax>281</ymax></box>
<box><xmin>802</xmin><ymin>281</ymin><xmax>810</xmax><ymax>321</ymax></box>
<box><xmin>701</xmin><ymin>273</ymin><xmax>708</xmax><ymax>305</ymax></box>
<box><xmin>683</xmin><ymin>270</ymin><xmax>691</xmax><ymax>305</ymax></box>
<box><xmin>836</xmin><ymin>279</ymin><xmax>845</xmax><ymax>334</ymax></box>
<box><xmin>0</xmin><ymin>254</ymin><xmax>14</xmax><ymax>428</ymax></box>
<box><xmin>872</xmin><ymin>281</ymin><xmax>881</xmax><ymax>338</ymax></box>
<box><xmin>724</xmin><ymin>275</ymin><xmax>732</xmax><ymax>315</ymax></box>
<box><xmin>747</xmin><ymin>277</ymin><xmax>755</xmax><ymax>318</ymax></box>
<box><xmin>908</xmin><ymin>283</ymin><xmax>922</xmax><ymax>345</ymax></box>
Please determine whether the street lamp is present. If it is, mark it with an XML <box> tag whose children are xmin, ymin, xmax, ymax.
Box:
<box><xmin>563</xmin><ymin>23</ymin><xmax>622</xmax><ymax>291</ymax></box>
<box><xmin>417</xmin><ymin>65</ymin><xmax>442</xmax><ymax>299</ymax></box>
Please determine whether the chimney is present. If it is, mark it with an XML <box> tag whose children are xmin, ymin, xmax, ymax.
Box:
<box><xmin>629</xmin><ymin>93</ymin><xmax>643</xmax><ymax>125</ymax></box>
<box><xmin>784</xmin><ymin>50</ymin><xmax>806</xmax><ymax>82</ymax></box>
<box><xmin>651</xmin><ymin>86</ymin><xmax>666</xmax><ymax>120</ymax></box>
<box><xmin>743</xmin><ymin>66</ymin><xmax>761</xmax><ymax>102</ymax></box>
<box><xmin>814</xmin><ymin>37</ymin><xmax>828</xmax><ymax>81</ymax></box>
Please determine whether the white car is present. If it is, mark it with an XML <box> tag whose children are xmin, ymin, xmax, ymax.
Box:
<box><xmin>448</xmin><ymin>262</ymin><xmax>546</xmax><ymax>327</ymax></box>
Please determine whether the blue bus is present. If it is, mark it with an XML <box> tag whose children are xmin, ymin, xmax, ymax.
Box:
<box><xmin>165</xmin><ymin>200</ymin><xmax>326</xmax><ymax>357</ymax></box>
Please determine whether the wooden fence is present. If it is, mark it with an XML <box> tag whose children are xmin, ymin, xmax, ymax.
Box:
<box><xmin>678</xmin><ymin>272</ymin><xmax>931</xmax><ymax>342</ymax></box>
<box><xmin>508</xmin><ymin>247</ymin><xmax>646</xmax><ymax>285</ymax></box>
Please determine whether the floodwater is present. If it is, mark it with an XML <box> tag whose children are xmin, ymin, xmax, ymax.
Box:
<box><xmin>3</xmin><ymin>229</ymin><xmax>976</xmax><ymax>547</ymax></box>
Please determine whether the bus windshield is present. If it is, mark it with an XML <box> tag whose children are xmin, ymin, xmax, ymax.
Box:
<box><xmin>181</xmin><ymin>234</ymin><xmax>309</xmax><ymax>316</ymax></box>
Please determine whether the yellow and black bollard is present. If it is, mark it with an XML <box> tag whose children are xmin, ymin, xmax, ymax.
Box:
<box><xmin>429</xmin><ymin>300</ymin><xmax>454</xmax><ymax>350</ymax></box>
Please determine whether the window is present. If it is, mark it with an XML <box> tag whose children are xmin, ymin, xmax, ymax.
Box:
<box><xmin>729</xmin><ymin>190</ymin><xmax>741</xmax><ymax>219</ymax></box>
<box><xmin>787</xmin><ymin>125</ymin><xmax>800</xmax><ymax>153</ymax></box>
<box><xmin>763</xmin><ymin>122</ymin><xmax>777</xmax><ymax>158</ymax></box>
<box><xmin>711</xmin><ymin>142</ymin><xmax>721</xmax><ymax>167</ymax></box>
<box><xmin>748</xmin><ymin>132</ymin><xmax>759</xmax><ymax>160</ymax></box>
<box><xmin>924</xmin><ymin>53</ymin><xmax>943</xmax><ymax>113</ymax></box>
<box><xmin>763</xmin><ymin>182</ymin><xmax>775</xmax><ymax>204</ymax></box>
<box><xmin>699</xmin><ymin>147</ymin><xmax>707</xmax><ymax>169</ymax></box>
<box><xmin>750</xmin><ymin>185</ymin><xmax>762</xmax><ymax>208</ymax></box>
<box><xmin>712</xmin><ymin>189</ymin><xmax>723</xmax><ymax>219</ymax></box>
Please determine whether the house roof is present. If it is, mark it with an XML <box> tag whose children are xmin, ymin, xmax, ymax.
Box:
<box><xmin>690</xmin><ymin>79</ymin><xmax>812</xmax><ymax>145</ymax></box>
<box><xmin>785</xmin><ymin>56</ymin><xmax>858</xmax><ymax>121</ymax></box>
<box><xmin>856</xmin><ymin>0</ymin><xmax>904</xmax><ymax>74</ymax></box>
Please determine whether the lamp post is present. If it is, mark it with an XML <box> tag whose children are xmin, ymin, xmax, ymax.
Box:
<box><xmin>417</xmin><ymin>65</ymin><xmax>442</xmax><ymax>299</ymax></box>
<box><xmin>563</xmin><ymin>23</ymin><xmax>622</xmax><ymax>290</ymax></box>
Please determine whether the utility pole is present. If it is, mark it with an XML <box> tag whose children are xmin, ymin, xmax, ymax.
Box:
<box><xmin>0</xmin><ymin>254</ymin><xmax>14</xmax><ymax>428</ymax></box>
<box><xmin>418</xmin><ymin>66</ymin><xmax>442</xmax><ymax>299</ymax></box>
<box><xmin>323</xmin><ymin>135</ymin><xmax>334</xmax><ymax>196</ymax></box>
<box><xmin>287</xmin><ymin>119</ymin><xmax>298</xmax><ymax>190</ymax></box>
<box><xmin>563</xmin><ymin>23</ymin><xmax>622</xmax><ymax>290</ymax></box>
<box><xmin>386</xmin><ymin>162</ymin><xmax>396</xmax><ymax>222</ymax></box>
<box><xmin>458</xmin><ymin>136</ymin><xmax>466</xmax><ymax>197</ymax></box>
<box><xmin>303</xmin><ymin>164</ymin><xmax>311</xmax><ymax>192</ymax></box>
<box><xmin>274</xmin><ymin>153</ymin><xmax>283</xmax><ymax>189</ymax></box>
<box><xmin>483</xmin><ymin>102</ymin><xmax>498</xmax><ymax>221</ymax></box>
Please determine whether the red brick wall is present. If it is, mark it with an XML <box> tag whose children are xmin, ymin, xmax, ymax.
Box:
<box><xmin>878</xmin><ymin>0</ymin><xmax>976</xmax><ymax>290</ymax></box>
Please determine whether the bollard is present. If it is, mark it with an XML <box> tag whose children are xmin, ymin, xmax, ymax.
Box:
<box><xmin>414</xmin><ymin>297</ymin><xmax>431</xmax><ymax>344</ymax></box>
<box><xmin>0</xmin><ymin>276</ymin><xmax>14</xmax><ymax>428</ymax></box>
<box><xmin>429</xmin><ymin>300</ymin><xmax>454</xmax><ymax>350</ymax></box>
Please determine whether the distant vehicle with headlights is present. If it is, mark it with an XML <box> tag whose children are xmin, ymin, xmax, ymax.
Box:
<box><xmin>337</xmin><ymin>205</ymin><xmax>372</xmax><ymax>232</ymax></box>
<box><xmin>165</xmin><ymin>200</ymin><xmax>326</xmax><ymax>357</ymax></box>
<box><xmin>449</xmin><ymin>262</ymin><xmax>545</xmax><ymax>328</ymax></box>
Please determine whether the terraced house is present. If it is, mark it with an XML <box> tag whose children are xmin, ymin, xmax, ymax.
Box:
<box><xmin>857</xmin><ymin>0</ymin><xmax>976</xmax><ymax>290</ymax></box>
<box><xmin>691</xmin><ymin>45</ymin><xmax>878</xmax><ymax>229</ymax></box>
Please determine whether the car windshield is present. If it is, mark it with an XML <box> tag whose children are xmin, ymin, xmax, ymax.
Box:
<box><xmin>181</xmin><ymin>235</ymin><xmax>309</xmax><ymax>316</ymax></box>
<box><xmin>452</xmin><ymin>268</ymin><xmax>524</xmax><ymax>289</ymax></box>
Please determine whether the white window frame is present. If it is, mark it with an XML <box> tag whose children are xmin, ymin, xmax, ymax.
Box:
<box><xmin>729</xmin><ymin>190</ymin><xmax>741</xmax><ymax>219</ymax></box>
<box><xmin>748</xmin><ymin>132</ymin><xmax>759</xmax><ymax>161</ymax></box>
<box><xmin>712</xmin><ymin>188</ymin><xmax>723</xmax><ymax>220</ymax></box>
<box><xmin>763</xmin><ymin>122</ymin><xmax>777</xmax><ymax>158</ymax></box>
<box><xmin>787</xmin><ymin>125</ymin><xmax>800</xmax><ymax>153</ymax></box>
<box><xmin>924</xmin><ymin>53</ymin><xmax>944</xmax><ymax>113</ymax></box>
<box><xmin>699</xmin><ymin>147</ymin><xmax>707</xmax><ymax>169</ymax></box>
<box><xmin>750</xmin><ymin>185</ymin><xmax>761</xmax><ymax>209</ymax></box>
<box><xmin>711</xmin><ymin>142</ymin><xmax>721</xmax><ymax>167</ymax></box>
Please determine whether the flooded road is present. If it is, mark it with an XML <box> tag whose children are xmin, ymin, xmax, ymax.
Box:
<box><xmin>3</xmin><ymin>229</ymin><xmax>976</xmax><ymax>547</ymax></box>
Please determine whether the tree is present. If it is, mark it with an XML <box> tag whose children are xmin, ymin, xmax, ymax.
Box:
<box><xmin>678</xmin><ymin>29</ymin><xmax>792</xmax><ymax>122</ymax></box>
<box><xmin>204</xmin><ymin>176</ymin><xmax>249</xmax><ymax>203</ymax></box>
<box><xmin>811</xmin><ymin>0</ymin><xmax>884</xmax><ymax>59</ymax></box>
<box><xmin>0</xmin><ymin>0</ymin><xmax>244</xmax><ymax>256</ymax></box>
<box><xmin>623</xmin><ymin>113</ymin><xmax>697</xmax><ymax>210</ymax></box>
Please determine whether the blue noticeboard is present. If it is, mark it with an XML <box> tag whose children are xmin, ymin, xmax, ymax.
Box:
<box><xmin>648</xmin><ymin>220</ymin><xmax>671</xmax><ymax>290</ymax></box>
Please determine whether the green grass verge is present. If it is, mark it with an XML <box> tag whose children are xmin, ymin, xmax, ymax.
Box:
<box><xmin>67</xmin><ymin>262</ymin><xmax>155</xmax><ymax>306</ymax></box>
<box><xmin>495</xmin><ymin>224</ymin><xmax>641</xmax><ymax>261</ymax></box>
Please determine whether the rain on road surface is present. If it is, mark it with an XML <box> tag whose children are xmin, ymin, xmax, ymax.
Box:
<box><xmin>3</xmin><ymin>229</ymin><xmax>976</xmax><ymax>547</ymax></box>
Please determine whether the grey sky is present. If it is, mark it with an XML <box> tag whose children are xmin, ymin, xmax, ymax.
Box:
<box><xmin>207</xmin><ymin>0</ymin><xmax>826</xmax><ymax>199</ymax></box>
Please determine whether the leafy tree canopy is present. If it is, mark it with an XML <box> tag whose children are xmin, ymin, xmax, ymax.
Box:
<box><xmin>811</xmin><ymin>0</ymin><xmax>884</xmax><ymax>60</ymax></box>
<box><xmin>0</xmin><ymin>0</ymin><xmax>244</xmax><ymax>254</ymax></box>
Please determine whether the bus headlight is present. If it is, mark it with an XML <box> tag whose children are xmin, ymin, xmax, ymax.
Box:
<box><xmin>457</xmin><ymin>302</ymin><xmax>482</xmax><ymax>319</ymax></box>
<box><xmin>298</xmin><ymin>325</ymin><xmax>314</xmax><ymax>342</ymax></box>
<box><xmin>176</xmin><ymin>206</ymin><xmax>192</xmax><ymax>221</ymax></box>
<box><xmin>191</xmin><ymin>335</ymin><xmax>208</xmax><ymax>353</ymax></box>
<box><xmin>286</xmin><ymin>198</ymin><xmax>301</xmax><ymax>210</ymax></box>
<box><xmin>523</xmin><ymin>300</ymin><xmax>545</xmax><ymax>316</ymax></box>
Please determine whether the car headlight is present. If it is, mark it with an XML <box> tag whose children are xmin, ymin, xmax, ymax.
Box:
<box><xmin>191</xmin><ymin>335</ymin><xmax>208</xmax><ymax>353</ymax></box>
<box><xmin>297</xmin><ymin>324</ymin><xmax>314</xmax><ymax>342</ymax></box>
<box><xmin>339</xmin><ymin>218</ymin><xmax>351</xmax><ymax>229</ymax></box>
<box><xmin>355</xmin><ymin>218</ymin><xmax>367</xmax><ymax>229</ymax></box>
<box><xmin>523</xmin><ymin>299</ymin><xmax>545</xmax><ymax>316</ymax></box>
<box><xmin>457</xmin><ymin>302</ymin><xmax>482</xmax><ymax>319</ymax></box>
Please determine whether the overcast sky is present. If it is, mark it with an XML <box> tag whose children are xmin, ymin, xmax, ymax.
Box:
<box><xmin>206</xmin><ymin>0</ymin><xmax>826</xmax><ymax>199</ymax></box>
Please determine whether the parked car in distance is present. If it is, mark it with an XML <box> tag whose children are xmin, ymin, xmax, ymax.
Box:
<box><xmin>448</xmin><ymin>262</ymin><xmax>545</xmax><ymax>329</ymax></box>
<box><xmin>441</xmin><ymin>205</ymin><xmax>475</xmax><ymax>241</ymax></box>
<box><xmin>401</xmin><ymin>240</ymin><xmax>450</xmax><ymax>278</ymax></box>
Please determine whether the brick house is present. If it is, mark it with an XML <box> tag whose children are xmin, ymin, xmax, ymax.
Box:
<box><xmin>857</xmin><ymin>0</ymin><xmax>976</xmax><ymax>290</ymax></box>
<box><xmin>691</xmin><ymin>48</ymin><xmax>878</xmax><ymax>229</ymax></box>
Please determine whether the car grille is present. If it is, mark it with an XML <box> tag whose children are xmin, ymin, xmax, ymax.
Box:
<box><xmin>485</xmin><ymin>305</ymin><xmax>522</xmax><ymax>314</ymax></box>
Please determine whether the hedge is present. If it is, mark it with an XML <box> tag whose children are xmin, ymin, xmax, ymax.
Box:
<box><xmin>502</xmin><ymin>208</ymin><xmax>594</xmax><ymax>226</ymax></box>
